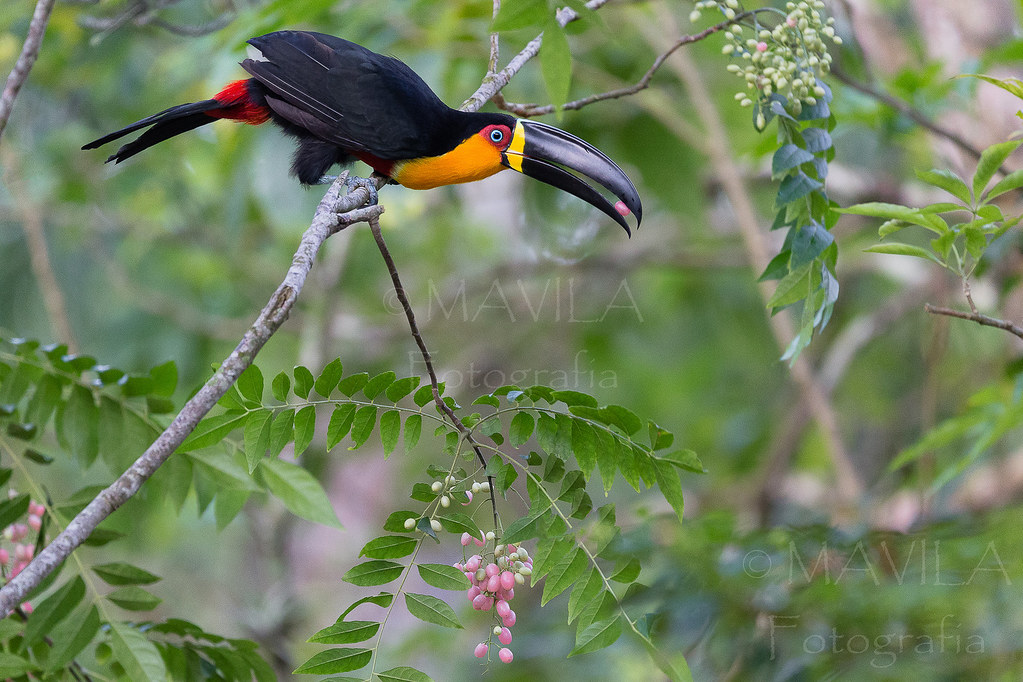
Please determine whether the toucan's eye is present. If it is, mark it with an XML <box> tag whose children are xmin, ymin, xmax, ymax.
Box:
<box><xmin>490</xmin><ymin>129</ymin><xmax>505</xmax><ymax>143</ymax></box>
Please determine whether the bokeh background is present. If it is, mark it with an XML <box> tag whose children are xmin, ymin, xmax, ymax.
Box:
<box><xmin>3</xmin><ymin>0</ymin><xmax>1023</xmax><ymax>678</ymax></box>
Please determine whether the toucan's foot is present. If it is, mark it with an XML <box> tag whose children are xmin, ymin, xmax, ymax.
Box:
<box><xmin>314</xmin><ymin>174</ymin><xmax>339</xmax><ymax>185</ymax></box>
<box><xmin>346</xmin><ymin>176</ymin><xmax>379</xmax><ymax>206</ymax></box>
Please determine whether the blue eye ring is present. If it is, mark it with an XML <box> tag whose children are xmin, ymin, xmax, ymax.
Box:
<box><xmin>490</xmin><ymin>128</ymin><xmax>504</xmax><ymax>143</ymax></box>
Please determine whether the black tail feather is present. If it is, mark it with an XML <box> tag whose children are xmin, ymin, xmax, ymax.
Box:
<box><xmin>82</xmin><ymin>99</ymin><xmax>224</xmax><ymax>162</ymax></box>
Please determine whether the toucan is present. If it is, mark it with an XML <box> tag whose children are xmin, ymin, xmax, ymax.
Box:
<box><xmin>83</xmin><ymin>30</ymin><xmax>642</xmax><ymax>233</ymax></box>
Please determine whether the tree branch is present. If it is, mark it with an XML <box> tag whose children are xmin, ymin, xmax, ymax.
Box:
<box><xmin>367</xmin><ymin>216</ymin><xmax>500</xmax><ymax>530</ymax></box>
<box><xmin>0</xmin><ymin>175</ymin><xmax>382</xmax><ymax>616</ymax></box>
<box><xmin>0</xmin><ymin>0</ymin><xmax>57</xmax><ymax>140</ymax></box>
<box><xmin>461</xmin><ymin>0</ymin><xmax>610</xmax><ymax>112</ymax></box>
<box><xmin>830</xmin><ymin>66</ymin><xmax>1010</xmax><ymax>174</ymax></box>
<box><xmin>924</xmin><ymin>303</ymin><xmax>1023</xmax><ymax>340</ymax></box>
<box><xmin>496</xmin><ymin>12</ymin><xmax>752</xmax><ymax>118</ymax></box>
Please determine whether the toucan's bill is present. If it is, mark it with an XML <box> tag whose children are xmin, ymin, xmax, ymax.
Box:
<box><xmin>501</xmin><ymin>119</ymin><xmax>643</xmax><ymax>235</ymax></box>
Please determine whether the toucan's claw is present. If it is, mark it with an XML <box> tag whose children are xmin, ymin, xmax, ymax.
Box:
<box><xmin>315</xmin><ymin>174</ymin><xmax>339</xmax><ymax>185</ymax></box>
<box><xmin>346</xmin><ymin>176</ymin><xmax>379</xmax><ymax>206</ymax></box>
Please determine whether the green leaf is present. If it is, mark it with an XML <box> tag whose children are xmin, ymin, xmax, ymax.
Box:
<box><xmin>572</xmin><ymin>420</ymin><xmax>597</xmax><ymax>477</ymax></box>
<box><xmin>417</xmin><ymin>563</ymin><xmax>472</xmax><ymax>591</ymax></box>
<box><xmin>377</xmin><ymin>666</ymin><xmax>434</xmax><ymax>682</ymax></box>
<box><xmin>314</xmin><ymin>358</ymin><xmax>344</xmax><ymax>398</ymax></box>
<box><xmin>984</xmin><ymin>168</ymin><xmax>1023</xmax><ymax>201</ymax></box>
<box><xmin>766</xmin><ymin>262</ymin><xmax>813</xmax><ymax>309</ymax></box>
<box><xmin>243</xmin><ymin>409</ymin><xmax>273</xmax><ymax>472</ymax></box>
<box><xmin>363</xmin><ymin>371</ymin><xmax>396</xmax><ymax>400</ymax></box>
<box><xmin>293</xmin><ymin>365</ymin><xmax>314</xmax><ymax>399</ymax></box>
<box><xmin>653</xmin><ymin>459</ymin><xmax>685</xmax><ymax>522</ymax></box>
<box><xmin>93</xmin><ymin>562</ymin><xmax>160</xmax><ymax>586</ymax></box>
<box><xmin>360</xmin><ymin>535</ymin><xmax>417</xmax><ymax>559</ymax></box>
<box><xmin>973</xmin><ymin>139</ymin><xmax>1022</xmax><ymax>198</ymax></box>
<box><xmin>340</xmin><ymin>592</ymin><xmax>394</xmax><ymax>620</ymax></box>
<box><xmin>259</xmin><ymin>458</ymin><xmax>342</xmax><ymax>528</ymax></box>
<box><xmin>61</xmin><ymin>385</ymin><xmax>99</xmax><ymax>464</ymax></box>
<box><xmin>404</xmin><ymin>413</ymin><xmax>422</xmax><ymax>453</ymax></box>
<box><xmin>385</xmin><ymin>376</ymin><xmax>421</xmax><ymax>403</ymax></box>
<box><xmin>541</xmin><ymin>546</ymin><xmax>588</xmax><ymax>605</ymax></box>
<box><xmin>660</xmin><ymin>449</ymin><xmax>705</xmax><ymax>473</ymax></box>
<box><xmin>327</xmin><ymin>403</ymin><xmax>357</xmax><ymax>450</ymax></box>
<box><xmin>553</xmin><ymin>390</ymin><xmax>598</xmax><ymax>408</ymax></box>
<box><xmin>509</xmin><ymin>411</ymin><xmax>535</xmax><ymax>446</ymax></box>
<box><xmin>186</xmin><ymin>449</ymin><xmax>259</xmax><ymax>491</ymax></box>
<box><xmin>106</xmin><ymin>586</ymin><xmax>161</xmax><ymax>611</ymax></box>
<box><xmin>435</xmin><ymin>512</ymin><xmax>482</xmax><ymax>537</ymax></box>
<box><xmin>349</xmin><ymin>405</ymin><xmax>378</xmax><ymax>449</ymax></box>
<box><xmin>44</xmin><ymin>603</ymin><xmax>100</xmax><ymax>673</ymax></box>
<box><xmin>840</xmin><ymin>202</ymin><xmax>946</xmax><ymax>233</ymax></box>
<box><xmin>611</xmin><ymin>558</ymin><xmax>640</xmax><ymax>583</ymax></box>
<box><xmin>24</xmin><ymin>576</ymin><xmax>85</xmax><ymax>646</ymax></box>
<box><xmin>149</xmin><ymin>360</ymin><xmax>178</xmax><ymax>397</ymax></box>
<box><xmin>178</xmin><ymin>412</ymin><xmax>247</xmax><ymax>452</ymax></box>
<box><xmin>342</xmin><ymin>560</ymin><xmax>404</xmax><ymax>586</ymax></box>
<box><xmin>271</xmin><ymin>371</ymin><xmax>291</xmax><ymax>402</ymax></box>
<box><xmin>380</xmin><ymin>409</ymin><xmax>401</xmax><ymax>455</ymax></box>
<box><xmin>0</xmin><ymin>653</ymin><xmax>32</xmax><ymax>678</ymax></box>
<box><xmin>568</xmin><ymin>615</ymin><xmax>622</xmax><ymax>656</ymax></box>
<box><xmin>383</xmin><ymin>511</ymin><xmax>420</xmax><ymax>532</ymax></box>
<box><xmin>776</xmin><ymin>171</ymin><xmax>822</xmax><ymax>205</ymax></box>
<box><xmin>236</xmin><ymin>365</ymin><xmax>264</xmax><ymax>404</ymax></box>
<box><xmin>269</xmin><ymin>408</ymin><xmax>295</xmax><ymax>457</ymax></box>
<box><xmin>864</xmin><ymin>243</ymin><xmax>944</xmax><ymax>266</ymax></box>
<box><xmin>801</xmin><ymin>128</ymin><xmax>832</xmax><ymax>153</ymax></box>
<box><xmin>293</xmin><ymin>648</ymin><xmax>371</xmax><ymax>675</ymax></box>
<box><xmin>308</xmin><ymin>620</ymin><xmax>379</xmax><ymax>644</ymax></box>
<box><xmin>772</xmin><ymin>144</ymin><xmax>815</xmax><ymax>177</ymax></box>
<box><xmin>491</xmin><ymin>0</ymin><xmax>546</xmax><ymax>31</ymax></box>
<box><xmin>540</xmin><ymin>18</ymin><xmax>572</xmax><ymax>108</ymax></box>
<box><xmin>0</xmin><ymin>494</ymin><xmax>29</xmax><ymax>530</ymax></box>
<box><xmin>915</xmin><ymin>168</ymin><xmax>971</xmax><ymax>204</ymax></box>
<box><xmin>338</xmin><ymin>372</ymin><xmax>369</xmax><ymax>397</ymax></box>
<box><xmin>568</xmin><ymin>567</ymin><xmax>603</xmax><ymax>624</ymax></box>
<box><xmin>404</xmin><ymin>592</ymin><xmax>463</xmax><ymax>629</ymax></box>
<box><xmin>294</xmin><ymin>405</ymin><xmax>316</xmax><ymax>456</ymax></box>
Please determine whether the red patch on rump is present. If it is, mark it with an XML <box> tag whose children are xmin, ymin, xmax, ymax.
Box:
<box><xmin>207</xmin><ymin>80</ymin><xmax>270</xmax><ymax>125</ymax></box>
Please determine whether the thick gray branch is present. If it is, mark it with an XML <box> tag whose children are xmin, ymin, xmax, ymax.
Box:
<box><xmin>0</xmin><ymin>0</ymin><xmax>57</xmax><ymax>140</ymax></box>
<box><xmin>0</xmin><ymin>176</ymin><xmax>382</xmax><ymax>615</ymax></box>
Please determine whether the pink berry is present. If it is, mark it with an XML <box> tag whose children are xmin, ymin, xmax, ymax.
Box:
<box><xmin>11</xmin><ymin>561</ymin><xmax>25</xmax><ymax>577</ymax></box>
<box><xmin>461</xmin><ymin>532</ymin><xmax>471</xmax><ymax>546</ymax></box>
<box><xmin>465</xmin><ymin>555</ymin><xmax>481</xmax><ymax>572</ymax></box>
<box><xmin>487</xmin><ymin>574</ymin><xmax>500</xmax><ymax>593</ymax></box>
<box><xmin>506</xmin><ymin>545</ymin><xmax>517</xmax><ymax>555</ymax></box>
<box><xmin>468</xmin><ymin>585</ymin><xmax>481</xmax><ymax>601</ymax></box>
<box><xmin>463</xmin><ymin>491</ymin><xmax>473</xmax><ymax>505</ymax></box>
<box><xmin>787</xmin><ymin>16</ymin><xmax>796</xmax><ymax>27</ymax></box>
<box><xmin>472</xmin><ymin>594</ymin><xmax>494</xmax><ymax>611</ymax></box>
<box><xmin>499</xmin><ymin>627</ymin><xmax>513</xmax><ymax>645</ymax></box>
<box><xmin>11</xmin><ymin>524</ymin><xmax>27</xmax><ymax>542</ymax></box>
<box><xmin>29</xmin><ymin>502</ymin><xmax>44</xmax><ymax>517</ymax></box>
<box><xmin>474</xmin><ymin>537</ymin><xmax>485</xmax><ymax>547</ymax></box>
<box><xmin>499</xmin><ymin>647</ymin><xmax>513</xmax><ymax>663</ymax></box>
<box><xmin>502</xmin><ymin>609</ymin><xmax>517</xmax><ymax>627</ymax></box>
<box><xmin>474</xmin><ymin>643</ymin><xmax>488</xmax><ymax>658</ymax></box>
<box><xmin>20</xmin><ymin>602</ymin><xmax>32</xmax><ymax>614</ymax></box>
<box><xmin>500</xmin><ymin>571</ymin><xmax>515</xmax><ymax>591</ymax></box>
<box><xmin>465</xmin><ymin>571</ymin><xmax>475</xmax><ymax>582</ymax></box>
<box><xmin>0</xmin><ymin>549</ymin><xmax>8</xmax><ymax>565</ymax></box>
<box><xmin>485</xmin><ymin>563</ymin><xmax>500</xmax><ymax>578</ymax></box>
<box><xmin>756</xmin><ymin>41</ymin><xmax>768</xmax><ymax>52</ymax></box>
<box><xmin>496</xmin><ymin>599</ymin><xmax>511</xmax><ymax>618</ymax></box>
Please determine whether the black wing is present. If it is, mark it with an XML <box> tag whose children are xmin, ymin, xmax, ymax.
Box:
<box><xmin>241</xmin><ymin>31</ymin><xmax>455</xmax><ymax>159</ymax></box>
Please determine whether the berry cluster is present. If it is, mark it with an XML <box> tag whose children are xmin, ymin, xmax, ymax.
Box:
<box><xmin>402</xmin><ymin>477</ymin><xmax>484</xmax><ymax>533</ymax></box>
<box><xmin>1</xmin><ymin>495</ymin><xmax>46</xmax><ymax>613</ymax></box>
<box><xmin>692</xmin><ymin>0</ymin><xmax>840</xmax><ymax>121</ymax></box>
<box><xmin>455</xmin><ymin>537</ymin><xmax>533</xmax><ymax>665</ymax></box>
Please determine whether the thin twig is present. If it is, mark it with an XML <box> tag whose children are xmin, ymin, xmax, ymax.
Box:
<box><xmin>831</xmin><ymin>66</ymin><xmax>1010</xmax><ymax>175</ymax></box>
<box><xmin>0</xmin><ymin>0</ymin><xmax>58</xmax><ymax>140</ymax></box>
<box><xmin>0</xmin><ymin>176</ymin><xmax>382</xmax><ymax>616</ymax></box>
<box><xmin>367</xmin><ymin>216</ymin><xmax>500</xmax><ymax>530</ymax></box>
<box><xmin>924</xmin><ymin>303</ymin><xmax>1023</xmax><ymax>340</ymax></box>
<box><xmin>488</xmin><ymin>0</ymin><xmax>501</xmax><ymax>75</ymax></box>
<box><xmin>496</xmin><ymin>12</ymin><xmax>753</xmax><ymax>117</ymax></box>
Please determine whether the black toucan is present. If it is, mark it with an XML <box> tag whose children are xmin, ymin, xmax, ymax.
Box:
<box><xmin>83</xmin><ymin>30</ymin><xmax>642</xmax><ymax>233</ymax></box>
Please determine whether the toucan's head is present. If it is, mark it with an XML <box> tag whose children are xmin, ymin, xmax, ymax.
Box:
<box><xmin>497</xmin><ymin>117</ymin><xmax>642</xmax><ymax>235</ymax></box>
<box><xmin>391</xmin><ymin>113</ymin><xmax>642</xmax><ymax>235</ymax></box>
